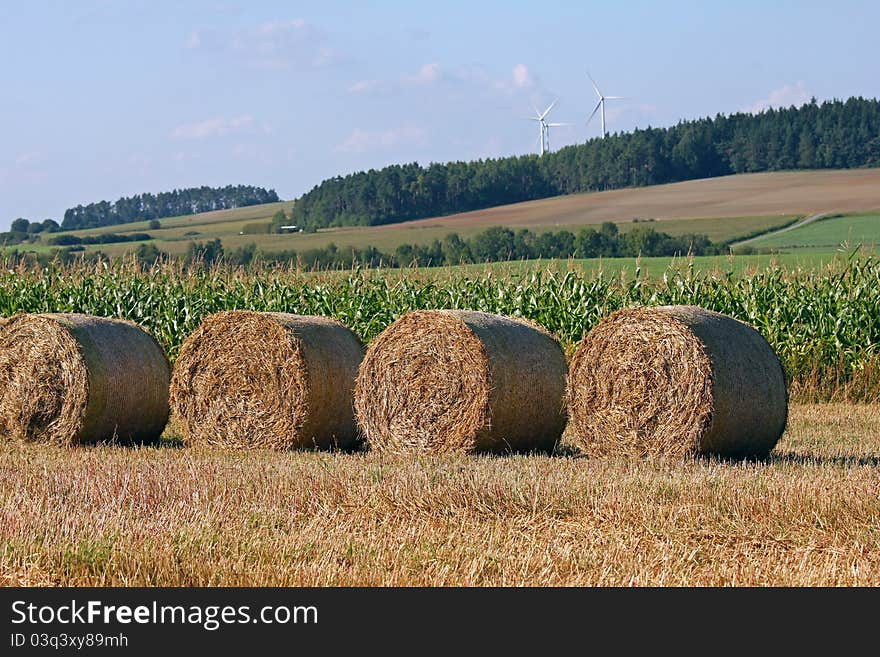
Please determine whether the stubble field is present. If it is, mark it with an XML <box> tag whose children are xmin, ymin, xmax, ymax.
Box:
<box><xmin>1</xmin><ymin>404</ymin><xmax>878</xmax><ymax>586</ymax></box>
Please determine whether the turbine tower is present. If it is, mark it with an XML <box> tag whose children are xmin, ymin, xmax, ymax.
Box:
<box><xmin>586</xmin><ymin>73</ymin><xmax>625</xmax><ymax>138</ymax></box>
<box><xmin>526</xmin><ymin>100</ymin><xmax>571</xmax><ymax>156</ymax></box>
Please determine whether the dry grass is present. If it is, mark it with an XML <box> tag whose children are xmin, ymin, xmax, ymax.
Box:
<box><xmin>1</xmin><ymin>404</ymin><xmax>879</xmax><ymax>586</ymax></box>
<box><xmin>398</xmin><ymin>169</ymin><xmax>880</xmax><ymax>231</ymax></box>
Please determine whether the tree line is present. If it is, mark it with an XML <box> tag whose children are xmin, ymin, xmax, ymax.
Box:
<box><xmin>49</xmin><ymin>232</ymin><xmax>152</xmax><ymax>246</ymax></box>
<box><xmin>0</xmin><ymin>218</ymin><xmax>61</xmax><ymax>246</ymax></box>
<box><xmin>293</xmin><ymin>97</ymin><xmax>880</xmax><ymax>230</ymax></box>
<box><xmin>60</xmin><ymin>185</ymin><xmax>279</xmax><ymax>230</ymax></box>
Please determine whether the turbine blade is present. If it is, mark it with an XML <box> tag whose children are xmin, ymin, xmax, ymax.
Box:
<box><xmin>586</xmin><ymin>100</ymin><xmax>602</xmax><ymax>125</ymax></box>
<box><xmin>540</xmin><ymin>98</ymin><xmax>558</xmax><ymax>120</ymax></box>
<box><xmin>547</xmin><ymin>122</ymin><xmax>573</xmax><ymax>127</ymax></box>
<box><xmin>604</xmin><ymin>96</ymin><xmax>626</xmax><ymax>100</ymax></box>
<box><xmin>587</xmin><ymin>72</ymin><xmax>601</xmax><ymax>98</ymax></box>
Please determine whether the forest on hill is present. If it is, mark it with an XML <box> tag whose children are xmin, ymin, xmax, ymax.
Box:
<box><xmin>60</xmin><ymin>185</ymin><xmax>279</xmax><ymax>230</ymax></box>
<box><xmin>294</xmin><ymin>97</ymin><xmax>880</xmax><ymax>230</ymax></box>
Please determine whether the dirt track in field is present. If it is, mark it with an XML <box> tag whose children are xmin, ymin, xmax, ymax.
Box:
<box><xmin>371</xmin><ymin>169</ymin><xmax>880</xmax><ymax>231</ymax></box>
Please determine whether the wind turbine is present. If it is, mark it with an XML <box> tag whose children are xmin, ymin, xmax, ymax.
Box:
<box><xmin>525</xmin><ymin>100</ymin><xmax>571</xmax><ymax>156</ymax></box>
<box><xmin>586</xmin><ymin>73</ymin><xmax>625</xmax><ymax>138</ymax></box>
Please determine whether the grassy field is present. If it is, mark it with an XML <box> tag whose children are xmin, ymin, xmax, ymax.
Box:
<box><xmin>745</xmin><ymin>213</ymin><xmax>880</xmax><ymax>251</ymax></box>
<box><xmin>2</xmin><ymin>404</ymin><xmax>878</xmax><ymax>586</ymax></box>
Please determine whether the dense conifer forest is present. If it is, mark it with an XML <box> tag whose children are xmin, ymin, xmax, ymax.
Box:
<box><xmin>293</xmin><ymin>98</ymin><xmax>880</xmax><ymax>230</ymax></box>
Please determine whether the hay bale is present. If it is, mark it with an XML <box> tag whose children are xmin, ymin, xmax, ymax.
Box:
<box><xmin>566</xmin><ymin>305</ymin><xmax>788</xmax><ymax>458</ymax></box>
<box><xmin>0</xmin><ymin>313</ymin><xmax>170</xmax><ymax>445</ymax></box>
<box><xmin>355</xmin><ymin>310</ymin><xmax>568</xmax><ymax>454</ymax></box>
<box><xmin>169</xmin><ymin>311</ymin><xmax>363</xmax><ymax>450</ymax></box>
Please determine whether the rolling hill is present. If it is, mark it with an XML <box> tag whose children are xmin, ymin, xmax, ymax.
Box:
<box><xmin>10</xmin><ymin>169</ymin><xmax>880</xmax><ymax>259</ymax></box>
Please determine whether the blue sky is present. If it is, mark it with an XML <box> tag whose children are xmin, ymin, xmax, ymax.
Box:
<box><xmin>1</xmin><ymin>0</ymin><xmax>877</xmax><ymax>228</ymax></box>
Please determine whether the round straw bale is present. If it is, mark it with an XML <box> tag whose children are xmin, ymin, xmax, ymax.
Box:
<box><xmin>355</xmin><ymin>310</ymin><xmax>568</xmax><ymax>454</ymax></box>
<box><xmin>567</xmin><ymin>305</ymin><xmax>788</xmax><ymax>458</ymax></box>
<box><xmin>169</xmin><ymin>311</ymin><xmax>363</xmax><ymax>450</ymax></box>
<box><xmin>0</xmin><ymin>313</ymin><xmax>170</xmax><ymax>445</ymax></box>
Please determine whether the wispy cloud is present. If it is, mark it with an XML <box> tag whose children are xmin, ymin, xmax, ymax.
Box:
<box><xmin>494</xmin><ymin>63</ymin><xmax>540</xmax><ymax>94</ymax></box>
<box><xmin>335</xmin><ymin>126</ymin><xmax>426</xmax><ymax>154</ymax></box>
<box><xmin>402</xmin><ymin>63</ymin><xmax>441</xmax><ymax>85</ymax></box>
<box><xmin>348</xmin><ymin>62</ymin><xmax>542</xmax><ymax>101</ymax></box>
<box><xmin>185</xmin><ymin>19</ymin><xmax>343</xmax><ymax>69</ymax></box>
<box><xmin>746</xmin><ymin>82</ymin><xmax>811</xmax><ymax>113</ymax></box>
<box><xmin>350</xmin><ymin>64</ymin><xmax>450</xmax><ymax>95</ymax></box>
<box><xmin>171</xmin><ymin>115</ymin><xmax>254</xmax><ymax>140</ymax></box>
<box><xmin>14</xmin><ymin>152</ymin><xmax>41</xmax><ymax>167</ymax></box>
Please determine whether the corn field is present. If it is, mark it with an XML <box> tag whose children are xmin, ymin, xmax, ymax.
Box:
<box><xmin>2</xmin><ymin>256</ymin><xmax>879</xmax><ymax>402</ymax></box>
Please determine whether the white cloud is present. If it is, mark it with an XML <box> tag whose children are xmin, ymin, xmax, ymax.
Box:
<box><xmin>335</xmin><ymin>126</ymin><xmax>426</xmax><ymax>154</ymax></box>
<box><xmin>512</xmin><ymin>64</ymin><xmax>533</xmax><ymax>89</ymax></box>
<box><xmin>403</xmin><ymin>63</ymin><xmax>441</xmax><ymax>85</ymax></box>
<box><xmin>746</xmin><ymin>82</ymin><xmax>811</xmax><ymax>113</ymax></box>
<box><xmin>495</xmin><ymin>63</ymin><xmax>539</xmax><ymax>93</ymax></box>
<box><xmin>172</xmin><ymin>115</ymin><xmax>254</xmax><ymax>140</ymax></box>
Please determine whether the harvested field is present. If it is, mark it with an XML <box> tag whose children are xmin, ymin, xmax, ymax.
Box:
<box><xmin>395</xmin><ymin>169</ymin><xmax>880</xmax><ymax>231</ymax></box>
<box><xmin>1</xmin><ymin>404</ymin><xmax>879</xmax><ymax>586</ymax></box>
